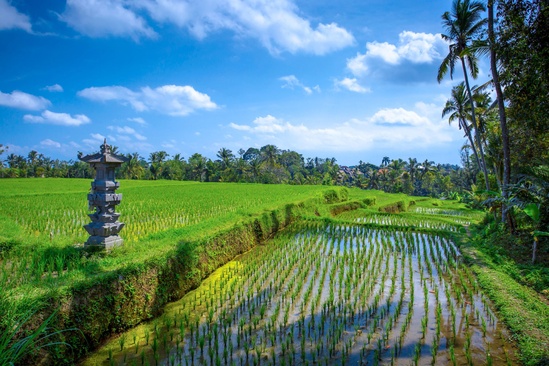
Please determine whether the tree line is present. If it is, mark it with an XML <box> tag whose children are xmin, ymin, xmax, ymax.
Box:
<box><xmin>0</xmin><ymin>143</ymin><xmax>470</xmax><ymax>199</ymax></box>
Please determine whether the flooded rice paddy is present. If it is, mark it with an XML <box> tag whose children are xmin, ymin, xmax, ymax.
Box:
<box><xmin>84</xmin><ymin>224</ymin><xmax>517</xmax><ymax>365</ymax></box>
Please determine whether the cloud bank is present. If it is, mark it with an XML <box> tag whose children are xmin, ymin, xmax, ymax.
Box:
<box><xmin>60</xmin><ymin>0</ymin><xmax>354</xmax><ymax>54</ymax></box>
<box><xmin>23</xmin><ymin>110</ymin><xmax>91</xmax><ymax>126</ymax></box>
<box><xmin>229</xmin><ymin>103</ymin><xmax>455</xmax><ymax>152</ymax></box>
<box><xmin>0</xmin><ymin>0</ymin><xmax>32</xmax><ymax>32</ymax></box>
<box><xmin>78</xmin><ymin>84</ymin><xmax>218</xmax><ymax>116</ymax></box>
<box><xmin>0</xmin><ymin>90</ymin><xmax>51</xmax><ymax>110</ymax></box>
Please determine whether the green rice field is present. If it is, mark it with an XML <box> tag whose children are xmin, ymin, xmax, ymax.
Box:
<box><xmin>0</xmin><ymin>179</ymin><xmax>524</xmax><ymax>365</ymax></box>
<box><xmin>84</xmin><ymin>223</ymin><xmax>517</xmax><ymax>365</ymax></box>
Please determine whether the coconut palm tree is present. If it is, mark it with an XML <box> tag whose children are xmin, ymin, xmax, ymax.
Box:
<box><xmin>407</xmin><ymin>158</ymin><xmax>419</xmax><ymax>194</ymax></box>
<box><xmin>216</xmin><ymin>147</ymin><xmax>235</xmax><ymax>170</ymax></box>
<box><xmin>125</xmin><ymin>152</ymin><xmax>145</xmax><ymax>179</ymax></box>
<box><xmin>482</xmin><ymin>0</ymin><xmax>511</xmax><ymax>224</ymax></box>
<box><xmin>188</xmin><ymin>153</ymin><xmax>208</xmax><ymax>182</ymax></box>
<box><xmin>442</xmin><ymin>82</ymin><xmax>483</xmax><ymax>177</ymax></box>
<box><xmin>149</xmin><ymin>151</ymin><xmax>169</xmax><ymax>180</ymax></box>
<box><xmin>438</xmin><ymin>0</ymin><xmax>490</xmax><ymax>191</ymax></box>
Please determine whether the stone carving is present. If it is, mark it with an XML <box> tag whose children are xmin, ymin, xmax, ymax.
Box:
<box><xmin>79</xmin><ymin>139</ymin><xmax>128</xmax><ymax>250</ymax></box>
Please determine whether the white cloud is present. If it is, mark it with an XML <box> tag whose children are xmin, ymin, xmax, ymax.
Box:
<box><xmin>61</xmin><ymin>0</ymin><xmax>354</xmax><ymax>54</ymax></box>
<box><xmin>370</xmin><ymin>108</ymin><xmax>429</xmax><ymax>126</ymax></box>
<box><xmin>347</xmin><ymin>31</ymin><xmax>447</xmax><ymax>76</ymax></box>
<box><xmin>0</xmin><ymin>90</ymin><xmax>51</xmax><ymax>110</ymax></box>
<box><xmin>78</xmin><ymin>84</ymin><xmax>217</xmax><ymax>116</ymax></box>
<box><xmin>335</xmin><ymin>77</ymin><xmax>370</xmax><ymax>93</ymax></box>
<box><xmin>40</xmin><ymin>139</ymin><xmax>62</xmax><ymax>148</ymax></box>
<box><xmin>279</xmin><ymin>75</ymin><xmax>319</xmax><ymax>95</ymax></box>
<box><xmin>0</xmin><ymin>0</ymin><xmax>32</xmax><ymax>32</ymax></box>
<box><xmin>23</xmin><ymin>110</ymin><xmax>91</xmax><ymax>126</ymax></box>
<box><xmin>229</xmin><ymin>104</ymin><xmax>456</xmax><ymax>152</ymax></box>
<box><xmin>365</xmin><ymin>42</ymin><xmax>400</xmax><ymax>64</ymax></box>
<box><xmin>108</xmin><ymin>125</ymin><xmax>147</xmax><ymax>141</ymax></box>
<box><xmin>127</xmin><ymin>117</ymin><xmax>146</xmax><ymax>124</ymax></box>
<box><xmin>44</xmin><ymin>84</ymin><xmax>64</xmax><ymax>92</ymax></box>
<box><xmin>397</xmin><ymin>31</ymin><xmax>446</xmax><ymax>63</ymax></box>
<box><xmin>82</xmin><ymin>133</ymin><xmax>106</xmax><ymax>148</ymax></box>
<box><xmin>60</xmin><ymin>0</ymin><xmax>156</xmax><ymax>40</ymax></box>
<box><xmin>346</xmin><ymin>53</ymin><xmax>368</xmax><ymax>77</ymax></box>
<box><xmin>78</xmin><ymin>85</ymin><xmax>145</xmax><ymax>110</ymax></box>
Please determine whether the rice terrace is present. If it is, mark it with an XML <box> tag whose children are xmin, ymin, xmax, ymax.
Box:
<box><xmin>2</xmin><ymin>0</ymin><xmax>549</xmax><ymax>364</ymax></box>
<box><xmin>2</xmin><ymin>177</ymin><xmax>547</xmax><ymax>366</ymax></box>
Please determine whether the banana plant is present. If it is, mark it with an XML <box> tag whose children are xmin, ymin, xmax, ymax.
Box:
<box><xmin>523</xmin><ymin>203</ymin><xmax>549</xmax><ymax>264</ymax></box>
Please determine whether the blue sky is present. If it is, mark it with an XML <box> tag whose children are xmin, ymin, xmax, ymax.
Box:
<box><xmin>0</xmin><ymin>0</ymin><xmax>489</xmax><ymax>166</ymax></box>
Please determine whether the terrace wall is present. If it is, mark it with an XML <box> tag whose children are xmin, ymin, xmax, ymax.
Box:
<box><xmin>35</xmin><ymin>202</ymin><xmax>298</xmax><ymax>364</ymax></box>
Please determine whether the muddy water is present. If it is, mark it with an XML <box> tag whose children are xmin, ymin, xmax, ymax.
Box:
<box><xmin>83</xmin><ymin>224</ymin><xmax>517</xmax><ymax>365</ymax></box>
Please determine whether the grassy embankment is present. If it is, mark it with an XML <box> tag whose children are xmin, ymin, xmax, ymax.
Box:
<box><xmin>460</xmin><ymin>230</ymin><xmax>549</xmax><ymax>366</ymax></box>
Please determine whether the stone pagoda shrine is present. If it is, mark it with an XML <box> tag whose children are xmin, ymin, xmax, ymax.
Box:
<box><xmin>79</xmin><ymin>139</ymin><xmax>128</xmax><ymax>250</ymax></box>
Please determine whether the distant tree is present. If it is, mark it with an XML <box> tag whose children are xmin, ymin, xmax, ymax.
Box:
<box><xmin>279</xmin><ymin>150</ymin><xmax>304</xmax><ymax>179</ymax></box>
<box><xmin>260</xmin><ymin>145</ymin><xmax>280</xmax><ymax>168</ymax></box>
<box><xmin>122</xmin><ymin>152</ymin><xmax>145</xmax><ymax>180</ymax></box>
<box><xmin>188</xmin><ymin>153</ymin><xmax>209</xmax><ymax>182</ymax></box>
<box><xmin>216</xmin><ymin>148</ymin><xmax>235</xmax><ymax>170</ymax></box>
<box><xmin>243</xmin><ymin>148</ymin><xmax>260</xmax><ymax>162</ymax></box>
<box><xmin>149</xmin><ymin>151</ymin><xmax>169</xmax><ymax>180</ymax></box>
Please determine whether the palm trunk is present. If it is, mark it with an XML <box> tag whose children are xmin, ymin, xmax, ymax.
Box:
<box><xmin>488</xmin><ymin>0</ymin><xmax>512</xmax><ymax>227</ymax></box>
<box><xmin>461</xmin><ymin>57</ymin><xmax>490</xmax><ymax>191</ymax></box>
<box><xmin>460</xmin><ymin>118</ymin><xmax>482</xmax><ymax>179</ymax></box>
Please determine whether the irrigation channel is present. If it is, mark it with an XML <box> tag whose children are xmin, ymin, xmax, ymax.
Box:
<box><xmin>84</xmin><ymin>223</ymin><xmax>517</xmax><ymax>366</ymax></box>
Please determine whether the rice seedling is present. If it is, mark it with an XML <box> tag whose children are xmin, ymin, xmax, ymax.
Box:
<box><xmin>79</xmin><ymin>217</ymin><xmax>517</xmax><ymax>366</ymax></box>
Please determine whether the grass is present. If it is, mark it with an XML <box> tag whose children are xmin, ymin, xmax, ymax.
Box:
<box><xmin>463</xmin><ymin>245</ymin><xmax>549</xmax><ymax>365</ymax></box>
<box><xmin>0</xmin><ymin>180</ymin><xmax>348</xmax><ymax>296</ymax></box>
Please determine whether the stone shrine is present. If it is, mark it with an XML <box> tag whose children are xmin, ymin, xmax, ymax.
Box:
<box><xmin>79</xmin><ymin>139</ymin><xmax>128</xmax><ymax>250</ymax></box>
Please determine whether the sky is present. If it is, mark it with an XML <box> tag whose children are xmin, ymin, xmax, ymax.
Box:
<box><xmin>0</xmin><ymin>0</ymin><xmax>491</xmax><ymax>166</ymax></box>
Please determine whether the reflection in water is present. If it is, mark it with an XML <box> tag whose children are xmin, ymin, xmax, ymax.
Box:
<box><xmin>84</xmin><ymin>224</ymin><xmax>517</xmax><ymax>366</ymax></box>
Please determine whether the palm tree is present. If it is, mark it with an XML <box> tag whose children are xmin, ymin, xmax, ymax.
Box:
<box><xmin>487</xmin><ymin>0</ymin><xmax>511</xmax><ymax>224</ymax></box>
<box><xmin>234</xmin><ymin>157</ymin><xmax>249</xmax><ymax>181</ymax></box>
<box><xmin>216</xmin><ymin>148</ymin><xmax>235</xmax><ymax>170</ymax></box>
<box><xmin>407</xmin><ymin>158</ymin><xmax>418</xmax><ymax>194</ymax></box>
<box><xmin>0</xmin><ymin>144</ymin><xmax>6</xmax><ymax>170</ymax></box>
<box><xmin>260</xmin><ymin>145</ymin><xmax>280</xmax><ymax>168</ymax></box>
<box><xmin>149</xmin><ymin>151</ymin><xmax>169</xmax><ymax>180</ymax></box>
<box><xmin>381</xmin><ymin>156</ymin><xmax>390</xmax><ymax>167</ymax></box>
<box><xmin>188</xmin><ymin>153</ymin><xmax>208</xmax><ymax>182</ymax></box>
<box><xmin>442</xmin><ymin>82</ymin><xmax>483</xmax><ymax>176</ymax></box>
<box><xmin>438</xmin><ymin>0</ymin><xmax>490</xmax><ymax>191</ymax></box>
<box><xmin>125</xmin><ymin>152</ymin><xmax>145</xmax><ymax>179</ymax></box>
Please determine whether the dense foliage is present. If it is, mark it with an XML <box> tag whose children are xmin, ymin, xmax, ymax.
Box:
<box><xmin>437</xmin><ymin>0</ymin><xmax>548</xmax><ymax>266</ymax></box>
